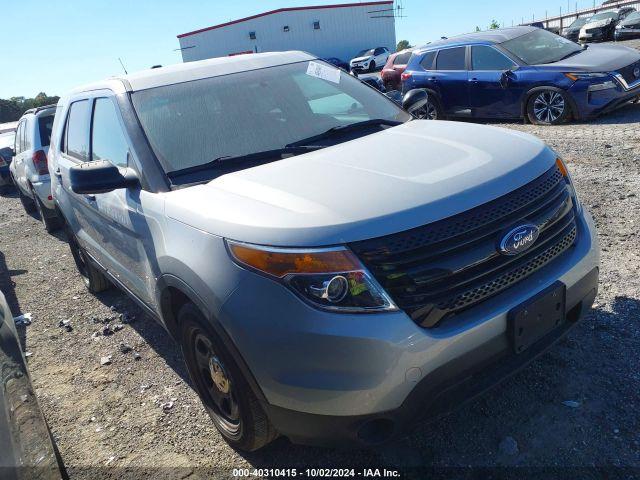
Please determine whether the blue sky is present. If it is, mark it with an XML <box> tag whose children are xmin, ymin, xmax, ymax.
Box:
<box><xmin>1</xmin><ymin>0</ymin><xmax>598</xmax><ymax>98</ymax></box>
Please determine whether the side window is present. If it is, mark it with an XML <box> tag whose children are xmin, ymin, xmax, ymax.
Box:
<box><xmin>394</xmin><ymin>52</ymin><xmax>412</xmax><ymax>65</ymax></box>
<box><xmin>15</xmin><ymin>122</ymin><xmax>22</xmax><ymax>153</ymax></box>
<box><xmin>24</xmin><ymin>118</ymin><xmax>32</xmax><ymax>151</ymax></box>
<box><xmin>420</xmin><ymin>51</ymin><xmax>437</xmax><ymax>70</ymax></box>
<box><xmin>21</xmin><ymin>121</ymin><xmax>27</xmax><ymax>152</ymax></box>
<box><xmin>436</xmin><ymin>47</ymin><xmax>467</xmax><ymax>71</ymax></box>
<box><xmin>65</xmin><ymin>100</ymin><xmax>90</xmax><ymax>161</ymax></box>
<box><xmin>472</xmin><ymin>46</ymin><xmax>516</xmax><ymax>71</ymax></box>
<box><xmin>91</xmin><ymin>98</ymin><xmax>130</xmax><ymax>168</ymax></box>
<box><xmin>374</xmin><ymin>48</ymin><xmax>384</xmax><ymax>55</ymax></box>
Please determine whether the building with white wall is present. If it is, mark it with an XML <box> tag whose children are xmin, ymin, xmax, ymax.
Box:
<box><xmin>177</xmin><ymin>1</ymin><xmax>396</xmax><ymax>63</ymax></box>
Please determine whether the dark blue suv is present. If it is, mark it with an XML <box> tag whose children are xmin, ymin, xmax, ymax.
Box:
<box><xmin>402</xmin><ymin>27</ymin><xmax>640</xmax><ymax>125</ymax></box>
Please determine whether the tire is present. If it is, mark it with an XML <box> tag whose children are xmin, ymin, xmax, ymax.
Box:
<box><xmin>32</xmin><ymin>189</ymin><xmax>62</xmax><ymax>233</ymax></box>
<box><xmin>411</xmin><ymin>95</ymin><xmax>443</xmax><ymax>120</ymax></box>
<box><xmin>369</xmin><ymin>60</ymin><xmax>376</xmax><ymax>73</ymax></box>
<box><xmin>179</xmin><ymin>303</ymin><xmax>277</xmax><ymax>451</ymax></box>
<box><xmin>18</xmin><ymin>188</ymin><xmax>36</xmax><ymax>213</ymax></box>
<box><xmin>527</xmin><ymin>89</ymin><xmax>571</xmax><ymax>125</ymax></box>
<box><xmin>63</xmin><ymin>223</ymin><xmax>110</xmax><ymax>293</ymax></box>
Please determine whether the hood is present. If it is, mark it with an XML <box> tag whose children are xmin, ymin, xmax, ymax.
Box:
<box><xmin>351</xmin><ymin>55</ymin><xmax>373</xmax><ymax>63</ymax></box>
<box><xmin>534</xmin><ymin>43</ymin><xmax>640</xmax><ymax>72</ymax></box>
<box><xmin>582</xmin><ymin>18</ymin><xmax>614</xmax><ymax>29</ymax></box>
<box><xmin>165</xmin><ymin>121</ymin><xmax>556</xmax><ymax>247</ymax></box>
<box><xmin>620</xmin><ymin>16</ymin><xmax>640</xmax><ymax>27</ymax></box>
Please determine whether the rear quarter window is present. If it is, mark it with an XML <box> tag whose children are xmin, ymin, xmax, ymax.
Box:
<box><xmin>420</xmin><ymin>51</ymin><xmax>437</xmax><ymax>69</ymax></box>
<box><xmin>394</xmin><ymin>52</ymin><xmax>412</xmax><ymax>65</ymax></box>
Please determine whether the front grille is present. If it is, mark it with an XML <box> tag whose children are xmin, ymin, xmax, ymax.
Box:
<box><xmin>618</xmin><ymin>60</ymin><xmax>640</xmax><ymax>85</ymax></box>
<box><xmin>350</xmin><ymin>165</ymin><xmax>578</xmax><ymax>328</ymax></box>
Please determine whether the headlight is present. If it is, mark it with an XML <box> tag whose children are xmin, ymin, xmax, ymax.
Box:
<box><xmin>564</xmin><ymin>72</ymin><xmax>609</xmax><ymax>81</ymax></box>
<box><xmin>226</xmin><ymin>241</ymin><xmax>397</xmax><ymax>313</ymax></box>
<box><xmin>556</xmin><ymin>157</ymin><xmax>581</xmax><ymax>213</ymax></box>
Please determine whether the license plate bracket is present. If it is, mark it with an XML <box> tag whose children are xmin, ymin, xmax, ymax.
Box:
<box><xmin>508</xmin><ymin>282</ymin><xmax>566</xmax><ymax>354</ymax></box>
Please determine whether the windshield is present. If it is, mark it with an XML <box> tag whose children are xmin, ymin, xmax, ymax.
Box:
<box><xmin>132</xmin><ymin>60</ymin><xmax>409</xmax><ymax>176</ymax></box>
<box><xmin>588</xmin><ymin>11</ymin><xmax>618</xmax><ymax>22</ymax></box>
<box><xmin>568</xmin><ymin>17</ymin><xmax>588</xmax><ymax>28</ymax></box>
<box><xmin>500</xmin><ymin>29</ymin><xmax>582</xmax><ymax>65</ymax></box>
<box><xmin>356</xmin><ymin>49</ymin><xmax>374</xmax><ymax>57</ymax></box>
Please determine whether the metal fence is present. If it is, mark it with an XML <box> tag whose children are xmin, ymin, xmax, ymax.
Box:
<box><xmin>522</xmin><ymin>0</ymin><xmax>640</xmax><ymax>31</ymax></box>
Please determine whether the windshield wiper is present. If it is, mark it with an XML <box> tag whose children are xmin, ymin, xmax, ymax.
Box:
<box><xmin>167</xmin><ymin>145</ymin><xmax>324</xmax><ymax>179</ymax></box>
<box><xmin>555</xmin><ymin>49</ymin><xmax>583</xmax><ymax>62</ymax></box>
<box><xmin>285</xmin><ymin>119</ymin><xmax>402</xmax><ymax>148</ymax></box>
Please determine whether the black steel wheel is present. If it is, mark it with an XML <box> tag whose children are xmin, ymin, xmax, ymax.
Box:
<box><xmin>179</xmin><ymin>303</ymin><xmax>277</xmax><ymax>451</ymax></box>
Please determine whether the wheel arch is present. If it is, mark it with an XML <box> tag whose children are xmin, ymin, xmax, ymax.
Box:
<box><xmin>521</xmin><ymin>85</ymin><xmax>579</xmax><ymax>120</ymax></box>
<box><xmin>156</xmin><ymin>274</ymin><xmax>269</xmax><ymax>405</ymax></box>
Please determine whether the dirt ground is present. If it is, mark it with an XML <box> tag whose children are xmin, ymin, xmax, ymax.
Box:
<box><xmin>0</xmin><ymin>102</ymin><xmax>639</xmax><ymax>479</ymax></box>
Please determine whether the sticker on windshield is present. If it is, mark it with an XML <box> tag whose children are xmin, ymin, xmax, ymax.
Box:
<box><xmin>306</xmin><ymin>61</ymin><xmax>341</xmax><ymax>84</ymax></box>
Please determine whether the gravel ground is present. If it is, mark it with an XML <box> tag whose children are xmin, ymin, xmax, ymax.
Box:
<box><xmin>0</xmin><ymin>103</ymin><xmax>639</xmax><ymax>479</ymax></box>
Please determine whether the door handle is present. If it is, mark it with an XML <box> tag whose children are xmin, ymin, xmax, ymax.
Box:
<box><xmin>469</xmin><ymin>77</ymin><xmax>479</xmax><ymax>82</ymax></box>
<box><xmin>84</xmin><ymin>194</ymin><xmax>96</xmax><ymax>202</ymax></box>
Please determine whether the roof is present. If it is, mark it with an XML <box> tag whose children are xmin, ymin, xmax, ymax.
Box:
<box><xmin>177</xmin><ymin>1</ymin><xmax>394</xmax><ymax>38</ymax></box>
<box><xmin>418</xmin><ymin>26</ymin><xmax>537</xmax><ymax>51</ymax></box>
<box><xmin>22</xmin><ymin>104</ymin><xmax>57</xmax><ymax>116</ymax></box>
<box><xmin>70</xmin><ymin>51</ymin><xmax>317</xmax><ymax>94</ymax></box>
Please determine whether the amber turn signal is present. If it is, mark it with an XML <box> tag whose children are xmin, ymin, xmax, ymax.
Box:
<box><xmin>227</xmin><ymin>242</ymin><xmax>361</xmax><ymax>278</ymax></box>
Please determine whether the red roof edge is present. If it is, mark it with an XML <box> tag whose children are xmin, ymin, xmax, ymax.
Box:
<box><xmin>177</xmin><ymin>1</ymin><xmax>394</xmax><ymax>39</ymax></box>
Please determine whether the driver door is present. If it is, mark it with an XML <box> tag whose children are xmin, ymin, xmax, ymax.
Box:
<box><xmin>469</xmin><ymin>45</ymin><xmax>523</xmax><ymax>118</ymax></box>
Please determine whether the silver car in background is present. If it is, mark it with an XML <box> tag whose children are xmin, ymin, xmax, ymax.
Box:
<box><xmin>48</xmin><ymin>52</ymin><xmax>599</xmax><ymax>451</ymax></box>
<box><xmin>10</xmin><ymin>105</ymin><xmax>62</xmax><ymax>232</ymax></box>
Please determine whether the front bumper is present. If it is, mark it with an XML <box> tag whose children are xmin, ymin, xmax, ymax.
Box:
<box><xmin>569</xmin><ymin>76</ymin><xmax>640</xmax><ymax>119</ymax></box>
<box><xmin>219</xmin><ymin>209</ymin><xmax>600</xmax><ymax>446</ymax></box>
<box><xmin>615</xmin><ymin>28</ymin><xmax>640</xmax><ymax>40</ymax></box>
<box><xmin>579</xmin><ymin>28</ymin><xmax>609</xmax><ymax>42</ymax></box>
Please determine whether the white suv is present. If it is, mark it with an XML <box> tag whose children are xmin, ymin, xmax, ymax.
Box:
<box><xmin>10</xmin><ymin>106</ymin><xmax>62</xmax><ymax>232</ymax></box>
<box><xmin>350</xmin><ymin>47</ymin><xmax>390</xmax><ymax>73</ymax></box>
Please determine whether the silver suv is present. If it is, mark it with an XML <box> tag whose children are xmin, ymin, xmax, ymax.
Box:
<box><xmin>10</xmin><ymin>105</ymin><xmax>62</xmax><ymax>232</ymax></box>
<box><xmin>49</xmin><ymin>52</ymin><xmax>600</xmax><ymax>451</ymax></box>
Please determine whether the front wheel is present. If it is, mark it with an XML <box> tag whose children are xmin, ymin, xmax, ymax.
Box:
<box><xmin>369</xmin><ymin>61</ymin><xmax>376</xmax><ymax>73</ymax></box>
<box><xmin>179</xmin><ymin>303</ymin><xmax>277</xmax><ymax>451</ymax></box>
<box><xmin>527</xmin><ymin>90</ymin><xmax>571</xmax><ymax>125</ymax></box>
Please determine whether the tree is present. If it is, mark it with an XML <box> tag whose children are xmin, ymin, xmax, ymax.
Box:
<box><xmin>396</xmin><ymin>40</ymin><xmax>411</xmax><ymax>51</ymax></box>
<box><xmin>475</xmin><ymin>26</ymin><xmax>482</xmax><ymax>32</ymax></box>
<box><xmin>489</xmin><ymin>19</ymin><xmax>501</xmax><ymax>29</ymax></box>
<box><xmin>0</xmin><ymin>93</ymin><xmax>60</xmax><ymax>123</ymax></box>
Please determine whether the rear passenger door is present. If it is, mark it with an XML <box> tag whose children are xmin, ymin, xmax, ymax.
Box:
<box><xmin>13</xmin><ymin>119</ymin><xmax>28</xmax><ymax>192</ymax></box>
<box><xmin>432</xmin><ymin>47</ymin><xmax>470</xmax><ymax>115</ymax></box>
<box><xmin>469</xmin><ymin>45</ymin><xmax>522</xmax><ymax>118</ymax></box>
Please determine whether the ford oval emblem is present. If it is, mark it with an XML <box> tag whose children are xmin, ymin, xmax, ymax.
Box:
<box><xmin>634</xmin><ymin>67</ymin><xmax>640</xmax><ymax>79</ymax></box>
<box><xmin>499</xmin><ymin>224</ymin><xmax>540</xmax><ymax>256</ymax></box>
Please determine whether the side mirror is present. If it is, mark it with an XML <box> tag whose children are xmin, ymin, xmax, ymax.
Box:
<box><xmin>402</xmin><ymin>89</ymin><xmax>430</xmax><ymax>116</ymax></box>
<box><xmin>500</xmin><ymin>69</ymin><xmax>517</xmax><ymax>89</ymax></box>
<box><xmin>69</xmin><ymin>160</ymin><xmax>138</xmax><ymax>195</ymax></box>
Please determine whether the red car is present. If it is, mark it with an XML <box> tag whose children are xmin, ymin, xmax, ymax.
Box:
<box><xmin>381</xmin><ymin>48</ymin><xmax>414</xmax><ymax>91</ymax></box>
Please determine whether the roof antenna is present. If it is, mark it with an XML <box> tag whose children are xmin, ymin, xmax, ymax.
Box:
<box><xmin>118</xmin><ymin>57</ymin><xmax>129</xmax><ymax>75</ymax></box>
